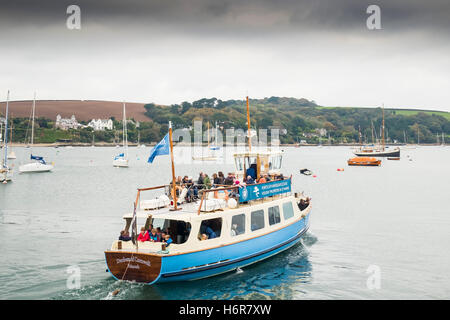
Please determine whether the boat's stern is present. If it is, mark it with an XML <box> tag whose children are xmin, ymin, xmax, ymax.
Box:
<box><xmin>105</xmin><ymin>250</ymin><xmax>162</xmax><ymax>284</ymax></box>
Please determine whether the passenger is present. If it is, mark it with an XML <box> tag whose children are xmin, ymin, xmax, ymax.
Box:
<box><xmin>246</xmin><ymin>175</ymin><xmax>255</xmax><ymax>184</ymax></box>
<box><xmin>298</xmin><ymin>198</ymin><xmax>310</xmax><ymax>211</ymax></box>
<box><xmin>212</xmin><ymin>173</ymin><xmax>220</xmax><ymax>186</ymax></box>
<box><xmin>156</xmin><ymin>227</ymin><xmax>163</xmax><ymax>240</ymax></box>
<box><xmin>230</xmin><ymin>224</ymin><xmax>238</xmax><ymax>236</ymax></box>
<box><xmin>200</xmin><ymin>233</ymin><xmax>209</xmax><ymax>241</ymax></box>
<box><xmin>137</xmin><ymin>227</ymin><xmax>149</xmax><ymax>242</ymax></box>
<box><xmin>264</xmin><ymin>174</ymin><xmax>271</xmax><ymax>182</ymax></box>
<box><xmin>163</xmin><ymin>234</ymin><xmax>173</xmax><ymax>246</ymax></box>
<box><xmin>149</xmin><ymin>228</ymin><xmax>159</xmax><ymax>242</ymax></box>
<box><xmin>224</xmin><ymin>172</ymin><xmax>234</xmax><ymax>185</ymax></box>
<box><xmin>119</xmin><ymin>230</ymin><xmax>132</xmax><ymax>241</ymax></box>
<box><xmin>203</xmin><ymin>173</ymin><xmax>212</xmax><ymax>189</ymax></box>
<box><xmin>218</xmin><ymin>171</ymin><xmax>225</xmax><ymax>184</ymax></box>
<box><xmin>197</xmin><ymin>172</ymin><xmax>204</xmax><ymax>187</ymax></box>
<box><xmin>205</xmin><ymin>225</ymin><xmax>217</xmax><ymax>239</ymax></box>
<box><xmin>258</xmin><ymin>176</ymin><xmax>266</xmax><ymax>183</ymax></box>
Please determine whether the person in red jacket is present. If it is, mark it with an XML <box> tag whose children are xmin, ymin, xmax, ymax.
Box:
<box><xmin>137</xmin><ymin>227</ymin><xmax>149</xmax><ymax>242</ymax></box>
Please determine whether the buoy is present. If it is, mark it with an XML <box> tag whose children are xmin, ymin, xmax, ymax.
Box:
<box><xmin>312</xmin><ymin>175</ymin><xmax>317</xmax><ymax>178</ymax></box>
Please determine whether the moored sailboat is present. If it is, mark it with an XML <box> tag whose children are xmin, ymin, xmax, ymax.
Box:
<box><xmin>113</xmin><ymin>102</ymin><xmax>129</xmax><ymax>167</ymax></box>
<box><xmin>19</xmin><ymin>93</ymin><xmax>54</xmax><ymax>173</ymax></box>
<box><xmin>353</xmin><ymin>104</ymin><xmax>400</xmax><ymax>157</ymax></box>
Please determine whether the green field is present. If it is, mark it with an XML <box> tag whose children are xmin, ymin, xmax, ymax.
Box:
<box><xmin>390</xmin><ymin>109</ymin><xmax>450</xmax><ymax>120</ymax></box>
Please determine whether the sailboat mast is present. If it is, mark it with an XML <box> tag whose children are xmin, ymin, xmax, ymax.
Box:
<box><xmin>246</xmin><ymin>96</ymin><xmax>251</xmax><ymax>152</ymax></box>
<box><xmin>207</xmin><ymin>122</ymin><xmax>210</xmax><ymax>147</ymax></box>
<box><xmin>123</xmin><ymin>102</ymin><xmax>128</xmax><ymax>157</ymax></box>
<box><xmin>3</xmin><ymin>90</ymin><xmax>9</xmax><ymax>168</ymax></box>
<box><xmin>31</xmin><ymin>92</ymin><xmax>36</xmax><ymax>146</ymax></box>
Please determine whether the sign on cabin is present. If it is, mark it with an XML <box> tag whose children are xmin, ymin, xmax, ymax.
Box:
<box><xmin>238</xmin><ymin>179</ymin><xmax>291</xmax><ymax>202</ymax></box>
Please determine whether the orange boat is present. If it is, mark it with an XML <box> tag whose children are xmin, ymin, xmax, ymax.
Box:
<box><xmin>347</xmin><ymin>157</ymin><xmax>381</xmax><ymax>166</ymax></box>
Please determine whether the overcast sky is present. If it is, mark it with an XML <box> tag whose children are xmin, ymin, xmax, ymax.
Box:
<box><xmin>0</xmin><ymin>0</ymin><xmax>449</xmax><ymax>111</ymax></box>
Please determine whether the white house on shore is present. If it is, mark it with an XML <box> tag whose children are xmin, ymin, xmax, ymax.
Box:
<box><xmin>87</xmin><ymin>118</ymin><xmax>113</xmax><ymax>131</ymax></box>
<box><xmin>55</xmin><ymin>114</ymin><xmax>82</xmax><ymax>130</ymax></box>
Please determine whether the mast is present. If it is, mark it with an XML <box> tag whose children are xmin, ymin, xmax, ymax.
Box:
<box><xmin>31</xmin><ymin>92</ymin><xmax>36</xmax><ymax>147</ymax></box>
<box><xmin>371</xmin><ymin>121</ymin><xmax>375</xmax><ymax>144</ymax></box>
<box><xmin>246</xmin><ymin>96</ymin><xmax>251</xmax><ymax>151</ymax></box>
<box><xmin>404</xmin><ymin>130</ymin><xmax>407</xmax><ymax>144</ymax></box>
<box><xmin>3</xmin><ymin>90</ymin><xmax>9</xmax><ymax>169</ymax></box>
<box><xmin>207</xmin><ymin>122</ymin><xmax>210</xmax><ymax>148</ymax></box>
<box><xmin>123</xmin><ymin>102</ymin><xmax>128</xmax><ymax>158</ymax></box>
<box><xmin>381</xmin><ymin>104</ymin><xmax>385</xmax><ymax>151</ymax></box>
<box><xmin>168</xmin><ymin>121</ymin><xmax>179</xmax><ymax>210</ymax></box>
<box><xmin>358</xmin><ymin>125</ymin><xmax>362</xmax><ymax>146</ymax></box>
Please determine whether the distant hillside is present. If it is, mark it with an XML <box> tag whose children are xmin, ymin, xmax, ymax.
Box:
<box><xmin>0</xmin><ymin>100</ymin><xmax>148</xmax><ymax>122</ymax></box>
<box><xmin>1</xmin><ymin>96</ymin><xmax>449</xmax><ymax>144</ymax></box>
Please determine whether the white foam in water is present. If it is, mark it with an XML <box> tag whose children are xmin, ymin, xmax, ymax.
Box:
<box><xmin>236</xmin><ymin>267</ymin><xmax>244</xmax><ymax>274</ymax></box>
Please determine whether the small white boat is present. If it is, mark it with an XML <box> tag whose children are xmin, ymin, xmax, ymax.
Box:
<box><xmin>19</xmin><ymin>160</ymin><xmax>53</xmax><ymax>173</ymax></box>
<box><xmin>113</xmin><ymin>102</ymin><xmax>129</xmax><ymax>167</ymax></box>
<box><xmin>19</xmin><ymin>93</ymin><xmax>54</xmax><ymax>173</ymax></box>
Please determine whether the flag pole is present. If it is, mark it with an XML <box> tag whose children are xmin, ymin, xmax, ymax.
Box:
<box><xmin>169</xmin><ymin>121</ymin><xmax>180</xmax><ymax>210</ymax></box>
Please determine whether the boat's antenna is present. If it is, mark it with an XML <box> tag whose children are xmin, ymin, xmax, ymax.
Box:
<box><xmin>246</xmin><ymin>95</ymin><xmax>251</xmax><ymax>152</ymax></box>
<box><xmin>169</xmin><ymin>121</ymin><xmax>180</xmax><ymax>210</ymax></box>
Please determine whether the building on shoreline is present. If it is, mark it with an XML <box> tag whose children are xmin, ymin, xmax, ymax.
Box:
<box><xmin>55</xmin><ymin>114</ymin><xmax>83</xmax><ymax>130</ymax></box>
<box><xmin>87</xmin><ymin>118</ymin><xmax>113</xmax><ymax>131</ymax></box>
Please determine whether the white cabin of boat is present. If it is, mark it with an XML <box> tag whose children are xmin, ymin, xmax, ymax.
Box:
<box><xmin>233</xmin><ymin>149</ymin><xmax>283</xmax><ymax>180</ymax></box>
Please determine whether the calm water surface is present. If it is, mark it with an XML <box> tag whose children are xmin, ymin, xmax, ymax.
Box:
<box><xmin>0</xmin><ymin>146</ymin><xmax>449</xmax><ymax>299</ymax></box>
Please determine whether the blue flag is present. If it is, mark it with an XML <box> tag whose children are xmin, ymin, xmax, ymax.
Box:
<box><xmin>147</xmin><ymin>133</ymin><xmax>170</xmax><ymax>163</ymax></box>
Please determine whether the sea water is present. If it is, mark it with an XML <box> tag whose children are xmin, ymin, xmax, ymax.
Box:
<box><xmin>0</xmin><ymin>146</ymin><xmax>449</xmax><ymax>299</ymax></box>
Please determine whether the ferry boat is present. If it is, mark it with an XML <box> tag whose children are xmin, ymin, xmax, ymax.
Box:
<box><xmin>104</xmin><ymin>96</ymin><xmax>312</xmax><ymax>284</ymax></box>
<box><xmin>104</xmin><ymin>153</ymin><xmax>311</xmax><ymax>283</ymax></box>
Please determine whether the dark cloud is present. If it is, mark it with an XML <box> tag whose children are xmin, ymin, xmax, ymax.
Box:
<box><xmin>0</xmin><ymin>0</ymin><xmax>449</xmax><ymax>35</ymax></box>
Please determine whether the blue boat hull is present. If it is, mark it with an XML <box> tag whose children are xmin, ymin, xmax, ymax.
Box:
<box><xmin>154</xmin><ymin>211</ymin><xmax>311</xmax><ymax>283</ymax></box>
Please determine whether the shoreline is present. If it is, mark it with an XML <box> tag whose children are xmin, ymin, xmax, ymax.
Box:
<box><xmin>2</xmin><ymin>142</ymin><xmax>444</xmax><ymax>147</ymax></box>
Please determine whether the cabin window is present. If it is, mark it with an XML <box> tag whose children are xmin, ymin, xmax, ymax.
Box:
<box><xmin>270</xmin><ymin>155</ymin><xmax>282</xmax><ymax>170</ymax></box>
<box><xmin>282</xmin><ymin>202</ymin><xmax>295</xmax><ymax>220</ymax></box>
<box><xmin>251</xmin><ymin>210</ymin><xmax>265</xmax><ymax>231</ymax></box>
<box><xmin>235</xmin><ymin>157</ymin><xmax>244</xmax><ymax>171</ymax></box>
<box><xmin>268</xmin><ymin>206</ymin><xmax>281</xmax><ymax>225</ymax></box>
<box><xmin>199</xmin><ymin>218</ymin><xmax>222</xmax><ymax>240</ymax></box>
<box><xmin>231</xmin><ymin>214</ymin><xmax>245</xmax><ymax>236</ymax></box>
<box><xmin>147</xmin><ymin>218</ymin><xmax>191</xmax><ymax>244</ymax></box>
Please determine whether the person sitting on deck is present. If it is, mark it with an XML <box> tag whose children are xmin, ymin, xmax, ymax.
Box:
<box><xmin>163</xmin><ymin>234</ymin><xmax>173</xmax><ymax>246</ymax></box>
<box><xmin>197</xmin><ymin>172</ymin><xmax>204</xmax><ymax>188</ymax></box>
<box><xmin>119</xmin><ymin>230</ymin><xmax>132</xmax><ymax>241</ymax></box>
<box><xmin>203</xmin><ymin>173</ymin><xmax>212</xmax><ymax>189</ymax></box>
<box><xmin>149</xmin><ymin>228</ymin><xmax>160</xmax><ymax>242</ymax></box>
<box><xmin>245</xmin><ymin>175</ymin><xmax>255</xmax><ymax>185</ymax></box>
<box><xmin>264</xmin><ymin>174</ymin><xmax>271</xmax><ymax>182</ymax></box>
<box><xmin>224</xmin><ymin>172</ymin><xmax>234</xmax><ymax>185</ymax></box>
<box><xmin>298</xmin><ymin>198</ymin><xmax>310</xmax><ymax>211</ymax></box>
<box><xmin>218</xmin><ymin>171</ymin><xmax>225</xmax><ymax>185</ymax></box>
<box><xmin>156</xmin><ymin>227</ymin><xmax>163</xmax><ymax>241</ymax></box>
<box><xmin>200</xmin><ymin>233</ymin><xmax>209</xmax><ymax>241</ymax></box>
<box><xmin>212</xmin><ymin>173</ymin><xmax>221</xmax><ymax>186</ymax></box>
<box><xmin>258</xmin><ymin>176</ymin><xmax>266</xmax><ymax>183</ymax></box>
<box><xmin>137</xmin><ymin>227</ymin><xmax>149</xmax><ymax>242</ymax></box>
<box><xmin>205</xmin><ymin>226</ymin><xmax>217</xmax><ymax>239</ymax></box>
